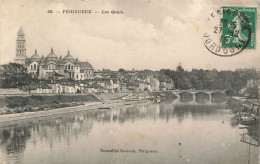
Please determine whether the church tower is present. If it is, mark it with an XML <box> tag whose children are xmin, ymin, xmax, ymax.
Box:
<box><xmin>14</xmin><ymin>27</ymin><xmax>27</xmax><ymax>65</ymax></box>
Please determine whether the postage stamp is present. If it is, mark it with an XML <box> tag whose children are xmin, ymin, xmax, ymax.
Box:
<box><xmin>221</xmin><ymin>6</ymin><xmax>257</xmax><ymax>49</ymax></box>
<box><xmin>202</xmin><ymin>6</ymin><xmax>257</xmax><ymax>57</ymax></box>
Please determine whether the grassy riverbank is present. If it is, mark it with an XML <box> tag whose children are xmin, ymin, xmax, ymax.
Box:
<box><xmin>0</xmin><ymin>91</ymin><xmax>175</xmax><ymax>115</ymax></box>
<box><xmin>0</xmin><ymin>99</ymin><xmax>149</xmax><ymax>124</ymax></box>
<box><xmin>0</xmin><ymin>94</ymin><xmax>100</xmax><ymax>115</ymax></box>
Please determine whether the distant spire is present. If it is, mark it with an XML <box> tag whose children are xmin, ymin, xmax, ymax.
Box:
<box><xmin>60</xmin><ymin>55</ymin><xmax>62</xmax><ymax>60</ymax></box>
<box><xmin>18</xmin><ymin>26</ymin><xmax>24</xmax><ymax>36</ymax></box>
<box><xmin>35</xmin><ymin>49</ymin><xmax>37</xmax><ymax>54</ymax></box>
<box><xmin>68</xmin><ymin>49</ymin><xmax>70</xmax><ymax>55</ymax></box>
<box><xmin>42</xmin><ymin>55</ymin><xmax>44</xmax><ymax>58</ymax></box>
<box><xmin>51</xmin><ymin>47</ymin><xmax>54</xmax><ymax>53</ymax></box>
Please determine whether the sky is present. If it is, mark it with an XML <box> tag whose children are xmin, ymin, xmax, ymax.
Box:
<box><xmin>0</xmin><ymin>0</ymin><xmax>259</xmax><ymax>71</ymax></box>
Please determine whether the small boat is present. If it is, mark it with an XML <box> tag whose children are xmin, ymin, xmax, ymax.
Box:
<box><xmin>239</xmin><ymin>116</ymin><xmax>256</xmax><ymax>125</ymax></box>
<box><xmin>98</xmin><ymin>107</ymin><xmax>111</xmax><ymax>110</ymax></box>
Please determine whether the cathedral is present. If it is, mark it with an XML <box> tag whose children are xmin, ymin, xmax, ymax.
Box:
<box><xmin>14</xmin><ymin>27</ymin><xmax>94</xmax><ymax>80</ymax></box>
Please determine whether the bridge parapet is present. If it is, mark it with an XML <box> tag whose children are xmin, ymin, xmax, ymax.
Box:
<box><xmin>171</xmin><ymin>90</ymin><xmax>225</xmax><ymax>94</ymax></box>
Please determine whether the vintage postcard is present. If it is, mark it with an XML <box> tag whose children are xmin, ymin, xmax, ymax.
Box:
<box><xmin>0</xmin><ymin>0</ymin><xmax>259</xmax><ymax>164</ymax></box>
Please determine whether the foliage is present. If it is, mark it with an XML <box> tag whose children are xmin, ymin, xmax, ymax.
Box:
<box><xmin>245</xmin><ymin>86</ymin><xmax>259</xmax><ymax>99</ymax></box>
<box><xmin>0</xmin><ymin>63</ymin><xmax>37</xmax><ymax>90</ymax></box>
<box><xmin>160</xmin><ymin>67</ymin><xmax>258</xmax><ymax>92</ymax></box>
<box><xmin>119</xmin><ymin>68</ymin><xmax>126</xmax><ymax>73</ymax></box>
<box><xmin>5</xmin><ymin>96</ymin><xmax>29</xmax><ymax>108</ymax></box>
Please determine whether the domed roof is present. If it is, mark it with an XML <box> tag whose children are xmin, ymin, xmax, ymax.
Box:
<box><xmin>46</xmin><ymin>48</ymin><xmax>58</xmax><ymax>60</ymax></box>
<box><xmin>63</xmin><ymin>50</ymin><xmax>75</xmax><ymax>62</ymax></box>
<box><xmin>31</xmin><ymin>49</ymin><xmax>41</xmax><ymax>59</ymax></box>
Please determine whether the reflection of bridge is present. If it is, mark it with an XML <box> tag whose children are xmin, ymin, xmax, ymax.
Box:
<box><xmin>170</xmin><ymin>90</ymin><xmax>225</xmax><ymax>102</ymax></box>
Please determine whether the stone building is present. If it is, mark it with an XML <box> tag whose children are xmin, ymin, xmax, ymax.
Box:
<box><xmin>14</xmin><ymin>27</ymin><xmax>27</xmax><ymax>65</ymax></box>
<box><xmin>14</xmin><ymin>27</ymin><xmax>94</xmax><ymax>80</ymax></box>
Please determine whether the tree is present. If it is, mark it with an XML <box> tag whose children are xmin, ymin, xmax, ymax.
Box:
<box><xmin>119</xmin><ymin>68</ymin><xmax>126</xmax><ymax>73</ymax></box>
<box><xmin>0</xmin><ymin>63</ymin><xmax>34</xmax><ymax>89</ymax></box>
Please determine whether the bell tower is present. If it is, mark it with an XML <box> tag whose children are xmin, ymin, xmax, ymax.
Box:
<box><xmin>15</xmin><ymin>26</ymin><xmax>27</xmax><ymax>65</ymax></box>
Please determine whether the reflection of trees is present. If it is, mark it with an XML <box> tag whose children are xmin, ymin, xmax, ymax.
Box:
<box><xmin>0</xmin><ymin>113</ymin><xmax>94</xmax><ymax>159</ymax></box>
<box><xmin>93</xmin><ymin>103</ymin><xmax>226</xmax><ymax>124</ymax></box>
<box><xmin>31</xmin><ymin>114</ymin><xmax>94</xmax><ymax>148</ymax></box>
<box><xmin>0</xmin><ymin>103</ymin><xmax>229</xmax><ymax>163</ymax></box>
<box><xmin>0</xmin><ymin>126</ymin><xmax>31</xmax><ymax>161</ymax></box>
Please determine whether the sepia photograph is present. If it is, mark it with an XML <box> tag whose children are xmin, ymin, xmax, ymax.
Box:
<box><xmin>0</xmin><ymin>0</ymin><xmax>259</xmax><ymax>163</ymax></box>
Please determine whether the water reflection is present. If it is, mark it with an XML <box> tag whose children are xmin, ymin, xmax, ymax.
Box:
<box><xmin>0</xmin><ymin>114</ymin><xmax>94</xmax><ymax>163</ymax></box>
<box><xmin>230</xmin><ymin>117</ymin><xmax>259</xmax><ymax>147</ymax></box>
<box><xmin>0</xmin><ymin>103</ymin><xmax>225</xmax><ymax>154</ymax></box>
<box><xmin>0</xmin><ymin>126</ymin><xmax>31</xmax><ymax>163</ymax></box>
<box><xmin>0</xmin><ymin>101</ymin><xmax>258</xmax><ymax>164</ymax></box>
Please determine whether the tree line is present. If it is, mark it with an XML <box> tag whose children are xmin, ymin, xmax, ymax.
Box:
<box><xmin>159</xmin><ymin>66</ymin><xmax>258</xmax><ymax>92</ymax></box>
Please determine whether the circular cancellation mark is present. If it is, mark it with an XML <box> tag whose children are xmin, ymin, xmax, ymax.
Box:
<box><xmin>202</xmin><ymin>7</ymin><xmax>251</xmax><ymax>57</ymax></box>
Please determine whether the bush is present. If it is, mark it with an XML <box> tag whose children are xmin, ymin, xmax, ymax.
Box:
<box><xmin>23</xmin><ymin>105</ymin><xmax>33</xmax><ymax>112</ymax></box>
<box><xmin>30</xmin><ymin>95</ymin><xmax>43</xmax><ymax>101</ymax></box>
<box><xmin>6</xmin><ymin>109</ymin><xmax>14</xmax><ymax>114</ymax></box>
<box><xmin>5</xmin><ymin>96</ymin><xmax>29</xmax><ymax>108</ymax></box>
<box><xmin>0</xmin><ymin>108</ymin><xmax>7</xmax><ymax>115</ymax></box>
<box><xmin>14</xmin><ymin>108</ymin><xmax>24</xmax><ymax>113</ymax></box>
<box><xmin>53</xmin><ymin>100</ymin><xmax>59</xmax><ymax>104</ymax></box>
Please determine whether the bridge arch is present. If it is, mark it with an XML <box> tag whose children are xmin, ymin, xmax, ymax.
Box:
<box><xmin>179</xmin><ymin>92</ymin><xmax>194</xmax><ymax>103</ymax></box>
<box><xmin>211</xmin><ymin>92</ymin><xmax>226</xmax><ymax>103</ymax></box>
<box><xmin>195</xmin><ymin>92</ymin><xmax>210</xmax><ymax>104</ymax></box>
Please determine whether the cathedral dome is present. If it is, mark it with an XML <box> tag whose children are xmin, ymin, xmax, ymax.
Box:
<box><xmin>63</xmin><ymin>50</ymin><xmax>75</xmax><ymax>62</ymax></box>
<box><xmin>31</xmin><ymin>49</ymin><xmax>41</xmax><ymax>59</ymax></box>
<box><xmin>46</xmin><ymin>48</ymin><xmax>58</xmax><ymax>60</ymax></box>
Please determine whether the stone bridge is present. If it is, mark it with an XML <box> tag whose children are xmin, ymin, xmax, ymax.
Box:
<box><xmin>170</xmin><ymin>90</ymin><xmax>226</xmax><ymax>102</ymax></box>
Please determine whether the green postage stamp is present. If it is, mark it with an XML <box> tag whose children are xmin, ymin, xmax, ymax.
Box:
<box><xmin>221</xmin><ymin>6</ymin><xmax>257</xmax><ymax>49</ymax></box>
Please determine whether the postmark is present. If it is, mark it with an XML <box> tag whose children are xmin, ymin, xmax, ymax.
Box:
<box><xmin>202</xmin><ymin>6</ymin><xmax>257</xmax><ymax>57</ymax></box>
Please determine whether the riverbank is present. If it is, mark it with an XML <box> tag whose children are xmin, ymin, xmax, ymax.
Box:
<box><xmin>0</xmin><ymin>91</ymin><xmax>177</xmax><ymax>115</ymax></box>
<box><xmin>0</xmin><ymin>94</ymin><xmax>100</xmax><ymax>115</ymax></box>
<box><xmin>0</xmin><ymin>99</ymin><xmax>149</xmax><ymax>124</ymax></box>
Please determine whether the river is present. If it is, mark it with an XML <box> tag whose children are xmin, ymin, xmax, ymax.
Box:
<box><xmin>0</xmin><ymin>98</ymin><xmax>258</xmax><ymax>164</ymax></box>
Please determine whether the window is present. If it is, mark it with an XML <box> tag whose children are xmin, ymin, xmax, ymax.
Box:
<box><xmin>31</xmin><ymin>65</ymin><xmax>33</xmax><ymax>70</ymax></box>
<box><xmin>71</xmin><ymin>66</ymin><xmax>73</xmax><ymax>69</ymax></box>
<box><xmin>34</xmin><ymin>64</ymin><xmax>36</xmax><ymax>70</ymax></box>
<box><xmin>68</xmin><ymin>65</ymin><xmax>70</xmax><ymax>69</ymax></box>
<box><xmin>77</xmin><ymin>75</ymin><xmax>78</xmax><ymax>79</ymax></box>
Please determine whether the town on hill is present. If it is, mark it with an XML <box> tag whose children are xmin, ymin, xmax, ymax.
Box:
<box><xmin>0</xmin><ymin>27</ymin><xmax>259</xmax><ymax>96</ymax></box>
